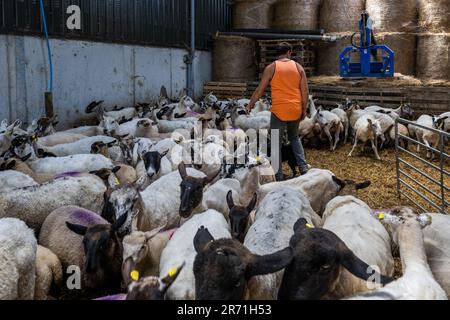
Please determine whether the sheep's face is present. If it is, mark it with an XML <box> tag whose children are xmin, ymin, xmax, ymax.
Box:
<box><xmin>10</xmin><ymin>135</ymin><xmax>37</xmax><ymax>161</ymax></box>
<box><xmin>401</xmin><ymin>104</ymin><xmax>414</xmax><ymax>120</ymax></box>
<box><xmin>107</xmin><ymin>186</ymin><xmax>139</xmax><ymax>237</ymax></box>
<box><xmin>118</xmin><ymin>137</ymin><xmax>135</xmax><ymax>165</ymax></box>
<box><xmin>36</xmin><ymin>116</ymin><xmax>57</xmax><ymax>137</ymax></box>
<box><xmin>126</xmin><ymin>264</ymin><xmax>184</xmax><ymax>300</ymax></box>
<box><xmin>181</xmin><ymin>96</ymin><xmax>195</xmax><ymax>109</ymax></box>
<box><xmin>179</xmin><ymin>176</ymin><xmax>206</xmax><ymax>218</ymax></box>
<box><xmin>122</xmin><ymin>232</ymin><xmax>149</xmax><ymax>286</ymax></box>
<box><xmin>228</xmin><ymin>191</ymin><xmax>257</xmax><ymax>243</ymax></box>
<box><xmin>204</xmin><ymin>92</ymin><xmax>218</xmax><ymax>106</ymax></box>
<box><xmin>332</xmin><ymin>176</ymin><xmax>371</xmax><ymax>197</ymax></box>
<box><xmin>102</xmin><ymin>116</ymin><xmax>119</xmax><ymax>135</ymax></box>
<box><xmin>193</xmin><ymin>226</ymin><xmax>292</xmax><ymax>300</ymax></box>
<box><xmin>278</xmin><ymin>219</ymin><xmax>393</xmax><ymax>300</ymax></box>
<box><xmin>142</xmin><ymin>150</ymin><xmax>169</xmax><ymax>179</ymax></box>
<box><xmin>66</xmin><ymin>213</ymin><xmax>127</xmax><ymax>274</ymax></box>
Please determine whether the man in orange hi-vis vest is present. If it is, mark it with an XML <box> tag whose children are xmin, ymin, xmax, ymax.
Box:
<box><xmin>247</xmin><ymin>42</ymin><xmax>310</xmax><ymax>181</ymax></box>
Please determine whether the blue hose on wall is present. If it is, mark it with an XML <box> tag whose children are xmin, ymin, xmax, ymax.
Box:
<box><xmin>39</xmin><ymin>0</ymin><xmax>53</xmax><ymax>92</ymax></box>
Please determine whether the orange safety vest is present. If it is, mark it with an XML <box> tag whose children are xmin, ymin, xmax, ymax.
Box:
<box><xmin>270</xmin><ymin>60</ymin><xmax>302</xmax><ymax>122</ymax></box>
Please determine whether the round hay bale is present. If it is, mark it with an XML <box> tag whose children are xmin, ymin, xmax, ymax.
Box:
<box><xmin>418</xmin><ymin>0</ymin><xmax>450</xmax><ymax>33</ymax></box>
<box><xmin>319</xmin><ymin>0</ymin><xmax>365</xmax><ymax>33</ymax></box>
<box><xmin>417</xmin><ymin>34</ymin><xmax>450</xmax><ymax>80</ymax></box>
<box><xmin>233</xmin><ymin>0</ymin><xmax>277</xmax><ymax>29</ymax></box>
<box><xmin>375</xmin><ymin>32</ymin><xmax>417</xmax><ymax>76</ymax></box>
<box><xmin>317</xmin><ymin>33</ymin><xmax>353</xmax><ymax>75</ymax></box>
<box><xmin>366</xmin><ymin>0</ymin><xmax>418</xmax><ymax>32</ymax></box>
<box><xmin>213</xmin><ymin>35</ymin><xmax>257</xmax><ymax>82</ymax></box>
<box><xmin>273</xmin><ymin>0</ymin><xmax>321</xmax><ymax>30</ymax></box>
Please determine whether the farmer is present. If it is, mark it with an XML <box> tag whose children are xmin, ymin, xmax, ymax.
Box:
<box><xmin>246</xmin><ymin>42</ymin><xmax>310</xmax><ymax>181</ymax></box>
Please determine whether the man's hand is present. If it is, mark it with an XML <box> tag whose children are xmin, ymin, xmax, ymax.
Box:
<box><xmin>246</xmin><ymin>103</ymin><xmax>255</xmax><ymax>115</ymax></box>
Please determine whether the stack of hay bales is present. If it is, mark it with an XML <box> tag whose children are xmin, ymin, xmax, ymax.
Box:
<box><xmin>273</xmin><ymin>0</ymin><xmax>321</xmax><ymax>30</ymax></box>
<box><xmin>212</xmin><ymin>35</ymin><xmax>257</xmax><ymax>82</ymax></box>
<box><xmin>366</xmin><ymin>0</ymin><xmax>418</xmax><ymax>76</ymax></box>
<box><xmin>416</xmin><ymin>0</ymin><xmax>450</xmax><ymax>80</ymax></box>
<box><xmin>317</xmin><ymin>0</ymin><xmax>365</xmax><ymax>75</ymax></box>
<box><xmin>232</xmin><ymin>0</ymin><xmax>278</xmax><ymax>29</ymax></box>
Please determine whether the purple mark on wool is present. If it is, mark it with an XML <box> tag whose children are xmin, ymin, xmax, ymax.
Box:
<box><xmin>70</xmin><ymin>209</ymin><xmax>106</xmax><ymax>226</ymax></box>
<box><xmin>54</xmin><ymin>172</ymin><xmax>81</xmax><ymax>179</ymax></box>
<box><xmin>94</xmin><ymin>294</ymin><xmax>126</xmax><ymax>301</ymax></box>
<box><xmin>187</xmin><ymin>110</ymin><xmax>200</xmax><ymax>118</ymax></box>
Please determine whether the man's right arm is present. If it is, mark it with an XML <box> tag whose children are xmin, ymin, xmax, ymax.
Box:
<box><xmin>247</xmin><ymin>63</ymin><xmax>275</xmax><ymax>113</ymax></box>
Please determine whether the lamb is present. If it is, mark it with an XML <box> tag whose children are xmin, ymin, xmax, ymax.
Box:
<box><xmin>277</xmin><ymin>218</ymin><xmax>393</xmax><ymax>300</ymax></box>
<box><xmin>315</xmin><ymin>107</ymin><xmax>344</xmax><ymax>151</ymax></box>
<box><xmin>414</xmin><ymin>115</ymin><xmax>443</xmax><ymax>160</ymax></box>
<box><xmin>0</xmin><ymin>217</ymin><xmax>37</xmax><ymax>300</ymax></box>
<box><xmin>193</xmin><ymin>221</ymin><xmax>293</xmax><ymax>300</ymax></box>
<box><xmin>137</xmin><ymin>163</ymin><xmax>207</xmax><ymax>231</ymax></box>
<box><xmin>0</xmin><ymin>174</ymin><xmax>106</xmax><ymax>231</ymax></box>
<box><xmin>320</xmin><ymin>195</ymin><xmax>394</xmax><ymax>299</ymax></box>
<box><xmin>160</xmin><ymin>210</ymin><xmax>232</xmax><ymax>300</ymax></box>
<box><xmin>348</xmin><ymin>114</ymin><xmax>383</xmax><ymax>160</ymax></box>
<box><xmin>38</xmin><ymin>135</ymin><xmax>116</xmax><ymax>157</ymax></box>
<box><xmin>348</xmin><ymin>207</ymin><xmax>446</xmax><ymax>300</ymax></box>
<box><xmin>122</xmin><ymin>226</ymin><xmax>175</xmax><ymax>286</ymax></box>
<box><xmin>39</xmin><ymin>206</ymin><xmax>127</xmax><ymax>292</ymax></box>
<box><xmin>243</xmin><ymin>188</ymin><xmax>322</xmax><ymax>300</ymax></box>
<box><xmin>331</xmin><ymin>106</ymin><xmax>350</xmax><ymax>144</ymax></box>
<box><xmin>34</xmin><ymin>245</ymin><xmax>63</xmax><ymax>300</ymax></box>
<box><xmin>0</xmin><ymin>169</ymin><xmax>38</xmax><ymax>192</ymax></box>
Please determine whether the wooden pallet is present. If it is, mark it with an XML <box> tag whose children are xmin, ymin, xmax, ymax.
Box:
<box><xmin>203</xmin><ymin>82</ymin><xmax>247</xmax><ymax>99</ymax></box>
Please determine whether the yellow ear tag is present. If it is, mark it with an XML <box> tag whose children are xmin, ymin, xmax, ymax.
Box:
<box><xmin>114</xmin><ymin>177</ymin><xmax>121</xmax><ymax>186</ymax></box>
<box><xmin>378</xmin><ymin>213</ymin><xmax>385</xmax><ymax>220</ymax></box>
<box><xmin>31</xmin><ymin>135</ymin><xmax>38</xmax><ymax>142</ymax></box>
<box><xmin>130</xmin><ymin>270</ymin><xmax>139</xmax><ymax>281</ymax></box>
<box><xmin>168</xmin><ymin>267</ymin><xmax>178</xmax><ymax>278</ymax></box>
<box><xmin>306</xmin><ymin>224</ymin><xmax>314</xmax><ymax>229</ymax></box>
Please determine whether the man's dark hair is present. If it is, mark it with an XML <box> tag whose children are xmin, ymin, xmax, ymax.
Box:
<box><xmin>276</xmin><ymin>42</ymin><xmax>293</xmax><ymax>56</ymax></box>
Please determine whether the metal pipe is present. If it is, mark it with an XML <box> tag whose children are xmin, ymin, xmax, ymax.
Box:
<box><xmin>231</xmin><ymin>28</ymin><xmax>325</xmax><ymax>35</ymax></box>
<box><xmin>188</xmin><ymin>0</ymin><xmax>196</xmax><ymax>98</ymax></box>
<box><xmin>215</xmin><ymin>31</ymin><xmax>340</xmax><ymax>42</ymax></box>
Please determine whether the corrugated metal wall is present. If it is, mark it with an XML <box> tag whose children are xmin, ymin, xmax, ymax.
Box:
<box><xmin>0</xmin><ymin>0</ymin><xmax>231</xmax><ymax>50</ymax></box>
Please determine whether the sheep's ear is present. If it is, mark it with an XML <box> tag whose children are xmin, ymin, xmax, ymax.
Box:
<box><xmin>226</xmin><ymin>190</ymin><xmax>234</xmax><ymax>210</ymax></box>
<box><xmin>112</xmin><ymin>212</ymin><xmax>128</xmax><ymax>232</ymax></box>
<box><xmin>293</xmin><ymin>218</ymin><xmax>309</xmax><ymax>233</ymax></box>
<box><xmin>112</xmin><ymin>166</ymin><xmax>121</xmax><ymax>173</ymax></box>
<box><xmin>160</xmin><ymin>149</ymin><xmax>169</xmax><ymax>158</ymax></box>
<box><xmin>160</xmin><ymin>262</ymin><xmax>185</xmax><ymax>292</ymax></box>
<box><xmin>356</xmin><ymin>181</ymin><xmax>371</xmax><ymax>190</ymax></box>
<box><xmin>144</xmin><ymin>224</ymin><xmax>167</xmax><ymax>241</ymax></box>
<box><xmin>66</xmin><ymin>222</ymin><xmax>88</xmax><ymax>236</ymax></box>
<box><xmin>332</xmin><ymin>176</ymin><xmax>346</xmax><ymax>190</ymax></box>
<box><xmin>246</xmin><ymin>193</ymin><xmax>258</xmax><ymax>213</ymax></box>
<box><xmin>193</xmin><ymin>226</ymin><xmax>214</xmax><ymax>253</ymax></box>
<box><xmin>338</xmin><ymin>241</ymin><xmax>393</xmax><ymax>285</ymax></box>
<box><xmin>178</xmin><ymin>162</ymin><xmax>188</xmax><ymax>180</ymax></box>
<box><xmin>21</xmin><ymin>153</ymin><xmax>32</xmax><ymax>162</ymax></box>
<box><xmin>247</xmin><ymin>247</ymin><xmax>293</xmax><ymax>278</ymax></box>
<box><xmin>160</xmin><ymin>85</ymin><xmax>168</xmax><ymax>98</ymax></box>
<box><xmin>4</xmin><ymin>160</ymin><xmax>16</xmax><ymax>170</ymax></box>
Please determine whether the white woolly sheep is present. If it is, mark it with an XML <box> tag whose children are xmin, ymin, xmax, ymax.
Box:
<box><xmin>34</xmin><ymin>245</ymin><xmax>63</xmax><ymax>300</ymax></box>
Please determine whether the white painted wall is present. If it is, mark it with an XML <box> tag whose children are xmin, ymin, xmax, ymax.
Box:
<box><xmin>0</xmin><ymin>34</ymin><xmax>212</xmax><ymax>128</ymax></box>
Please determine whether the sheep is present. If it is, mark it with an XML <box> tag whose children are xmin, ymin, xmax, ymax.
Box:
<box><xmin>38</xmin><ymin>135</ymin><xmax>116</xmax><ymax>157</ymax></box>
<box><xmin>243</xmin><ymin>187</ymin><xmax>322</xmax><ymax>300</ymax></box>
<box><xmin>414</xmin><ymin>115</ymin><xmax>442</xmax><ymax>160</ymax></box>
<box><xmin>258</xmin><ymin>169</ymin><xmax>342</xmax><ymax>215</ymax></box>
<box><xmin>315</xmin><ymin>107</ymin><xmax>344</xmax><ymax>151</ymax></box>
<box><xmin>27</xmin><ymin>115</ymin><xmax>58</xmax><ymax>137</ymax></box>
<box><xmin>0</xmin><ymin>120</ymin><xmax>22</xmax><ymax>155</ymax></box>
<box><xmin>365</xmin><ymin>103</ymin><xmax>414</xmax><ymax>121</ymax></box>
<box><xmin>34</xmin><ymin>245</ymin><xmax>63</xmax><ymax>300</ymax></box>
<box><xmin>39</xmin><ymin>206</ymin><xmax>127</xmax><ymax>292</ymax></box>
<box><xmin>366</xmin><ymin>112</ymin><xmax>395</xmax><ymax>149</ymax></box>
<box><xmin>135</xmin><ymin>150</ymin><xmax>172</xmax><ymax>187</ymax></box>
<box><xmin>193</xmin><ymin>222</ymin><xmax>293</xmax><ymax>300</ymax></box>
<box><xmin>320</xmin><ymin>195</ymin><xmax>394</xmax><ymax>299</ymax></box>
<box><xmin>348</xmin><ymin>114</ymin><xmax>383</xmax><ymax>160</ymax></box>
<box><xmin>250</xmin><ymin>99</ymin><xmax>271</xmax><ymax>116</ymax></box>
<box><xmin>156</xmin><ymin>119</ymin><xmax>197</xmax><ymax>134</ymax></box>
<box><xmin>277</xmin><ymin>218</ymin><xmax>393</xmax><ymax>300</ymax></box>
<box><xmin>389</xmin><ymin>123</ymin><xmax>410</xmax><ymax>150</ymax></box>
<box><xmin>160</xmin><ymin>209</ymin><xmax>232</xmax><ymax>300</ymax></box>
<box><xmin>348</xmin><ymin>208</ymin><xmax>446</xmax><ymax>300</ymax></box>
<box><xmin>331</xmin><ymin>106</ymin><xmax>350</xmax><ymax>144</ymax></box>
<box><xmin>164</xmin><ymin>95</ymin><xmax>197</xmax><ymax>118</ymax></box>
<box><xmin>0</xmin><ymin>157</ymin><xmax>55</xmax><ymax>184</ymax></box>
<box><xmin>122</xmin><ymin>226</ymin><xmax>175</xmax><ymax>286</ymax></box>
<box><xmin>0</xmin><ymin>168</ymin><xmax>38</xmax><ymax>192</ymax></box>
<box><xmin>0</xmin><ymin>174</ymin><xmax>106</xmax><ymax>231</ymax></box>
<box><xmin>86</xmin><ymin>100</ymin><xmax>137</xmax><ymax>123</ymax></box>
<box><xmin>437</xmin><ymin>112</ymin><xmax>450</xmax><ymax>132</ymax></box>
<box><xmin>102</xmin><ymin>117</ymin><xmax>158</xmax><ymax>139</ymax></box>
<box><xmin>37</xmin><ymin>132</ymin><xmax>87</xmax><ymax>147</ymax></box>
<box><xmin>227</xmin><ymin>190</ymin><xmax>258</xmax><ymax>243</ymax></box>
<box><xmin>229</xmin><ymin>102</ymin><xmax>271</xmax><ymax>131</ymax></box>
<box><xmin>137</xmin><ymin>163</ymin><xmax>207</xmax><ymax>232</ymax></box>
<box><xmin>59</xmin><ymin>126</ymin><xmax>105</xmax><ymax>137</ymax></box>
<box><xmin>26</xmin><ymin>154</ymin><xmax>115</xmax><ymax>176</ymax></box>
<box><xmin>422</xmin><ymin>213</ymin><xmax>450</xmax><ymax>298</ymax></box>
<box><xmin>299</xmin><ymin>97</ymin><xmax>321</xmax><ymax>145</ymax></box>
<box><xmin>0</xmin><ymin>217</ymin><xmax>37</xmax><ymax>300</ymax></box>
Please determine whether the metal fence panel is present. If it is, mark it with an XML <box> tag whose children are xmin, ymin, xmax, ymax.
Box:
<box><xmin>0</xmin><ymin>0</ymin><xmax>231</xmax><ymax>50</ymax></box>
<box><xmin>395</xmin><ymin>118</ymin><xmax>450</xmax><ymax>214</ymax></box>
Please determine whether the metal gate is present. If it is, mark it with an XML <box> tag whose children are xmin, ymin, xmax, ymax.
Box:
<box><xmin>395</xmin><ymin>118</ymin><xmax>449</xmax><ymax>214</ymax></box>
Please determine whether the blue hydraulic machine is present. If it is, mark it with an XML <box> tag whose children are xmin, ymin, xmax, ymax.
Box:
<box><xmin>339</xmin><ymin>11</ymin><xmax>394</xmax><ymax>78</ymax></box>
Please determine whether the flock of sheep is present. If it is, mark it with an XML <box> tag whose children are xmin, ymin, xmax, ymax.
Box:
<box><xmin>0</xmin><ymin>86</ymin><xmax>449</xmax><ymax>300</ymax></box>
